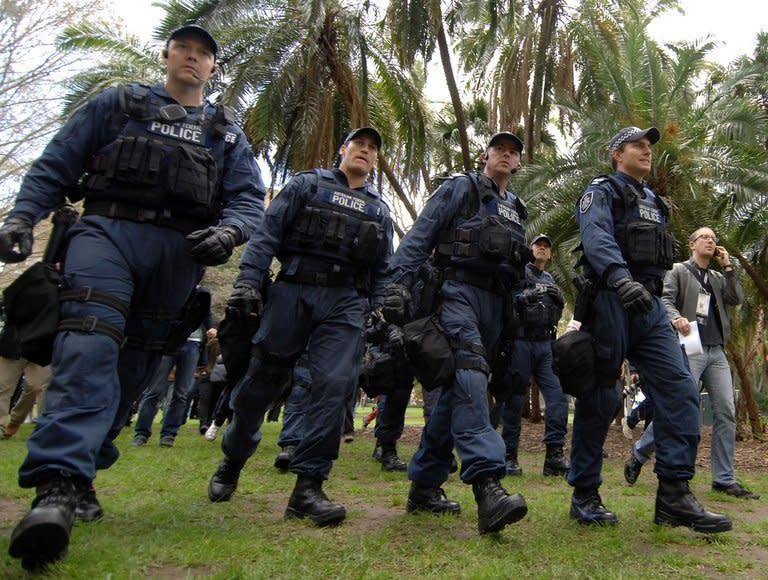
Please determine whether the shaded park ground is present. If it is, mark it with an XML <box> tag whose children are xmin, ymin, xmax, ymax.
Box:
<box><xmin>1</xmin><ymin>409</ymin><xmax>767</xmax><ymax>578</ymax></box>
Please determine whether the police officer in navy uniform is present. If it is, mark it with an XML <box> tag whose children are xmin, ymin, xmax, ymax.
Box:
<box><xmin>0</xmin><ymin>25</ymin><xmax>265</xmax><ymax>569</ymax></box>
<box><xmin>386</xmin><ymin>132</ymin><xmax>529</xmax><ymax>535</ymax></box>
<box><xmin>207</xmin><ymin>127</ymin><xmax>394</xmax><ymax>527</ymax></box>
<box><xmin>499</xmin><ymin>233</ymin><xmax>570</xmax><ymax>477</ymax></box>
<box><xmin>570</xmin><ymin>126</ymin><xmax>731</xmax><ymax>532</ymax></box>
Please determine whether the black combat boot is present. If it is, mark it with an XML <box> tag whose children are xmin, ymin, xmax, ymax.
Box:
<box><xmin>208</xmin><ymin>456</ymin><xmax>246</xmax><ymax>502</ymax></box>
<box><xmin>505</xmin><ymin>451</ymin><xmax>522</xmax><ymax>476</ymax></box>
<box><xmin>9</xmin><ymin>474</ymin><xmax>77</xmax><ymax>570</ymax></box>
<box><xmin>274</xmin><ymin>445</ymin><xmax>296</xmax><ymax>471</ymax></box>
<box><xmin>624</xmin><ymin>452</ymin><xmax>643</xmax><ymax>485</ymax></box>
<box><xmin>74</xmin><ymin>479</ymin><xmax>104</xmax><ymax>522</ymax></box>
<box><xmin>380</xmin><ymin>445</ymin><xmax>407</xmax><ymax>472</ymax></box>
<box><xmin>285</xmin><ymin>476</ymin><xmax>346</xmax><ymax>526</ymax></box>
<box><xmin>543</xmin><ymin>444</ymin><xmax>570</xmax><ymax>477</ymax></box>
<box><xmin>569</xmin><ymin>488</ymin><xmax>617</xmax><ymax>525</ymax></box>
<box><xmin>472</xmin><ymin>477</ymin><xmax>528</xmax><ymax>534</ymax></box>
<box><xmin>406</xmin><ymin>482</ymin><xmax>461</xmax><ymax>515</ymax></box>
<box><xmin>654</xmin><ymin>478</ymin><xmax>732</xmax><ymax>533</ymax></box>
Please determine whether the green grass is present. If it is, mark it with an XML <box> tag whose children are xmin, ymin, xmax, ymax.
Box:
<box><xmin>1</xmin><ymin>411</ymin><xmax>767</xmax><ymax>579</ymax></box>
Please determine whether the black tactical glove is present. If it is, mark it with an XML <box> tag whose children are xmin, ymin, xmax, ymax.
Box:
<box><xmin>386</xmin><ymin>324</ymin><xmax>405</xmax><ymax>350</ymax></box>
<box><xmin>382</xmin><ymin>283</ymin><xmax>414</xmax><ymax>326</ymax></box>
<box><xmin>521</xmin><ymin>287</ymin><xmax>543</xmax><ymax>303</ymax></box>
<box><xmin>226</xmin><ymin>283</ymin><xmax>263</xmax><ymax>322</ymax></box>
<box><xmin>187</xmin><ymin>225</ymin><xmax>242</xmax><ymax>266</ymax></box>
<box><xmin>0</xmin><ymin>216</ymin><xmax>34</xmax><ymax>263</ymax></box>
<box><xmin>613</xmin><ymin>277</ymin><xmax>653</xmax><ymax>315</ymax></box>
<box><xmin>545</xmin><ymin>285</ymin><xmax>565</xmax><ymax>308</ymax></box>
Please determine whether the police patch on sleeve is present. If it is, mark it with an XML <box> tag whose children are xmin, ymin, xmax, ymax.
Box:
<box><xmin>579</xmin><ymin>191</ymin><xmax>594</xmax><ymax>214</ymax></box>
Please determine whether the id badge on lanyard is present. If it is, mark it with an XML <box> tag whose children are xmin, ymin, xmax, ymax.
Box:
<box><xmin>696</xmin><ymin>287</ymin><xmax>711</xmax><ymax>325</ymax></box>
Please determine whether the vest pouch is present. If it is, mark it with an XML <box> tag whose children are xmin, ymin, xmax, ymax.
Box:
<box><xmin>322</xmin><ymin>211</ymin><xmax>347</xmax><ymax>249</ymax></box>
<box><xmin>552</xmin><ymin>330</ymin><xmax>595</xmax><ymax>398</ymax></box>
<box><xmin>165</xmin><ymin>144</ymin><xmax>218</xmax><ymax>212</ymax></box>
<box><xmin>352</xmin><ymin>221</ymin><xmax>384</xmax><ymax>266</ymax></box>
<box><xmin>114</xmin><ymin>136</ymin><xmax>162</xmax><ymax>186</ymax></box>
<box><xmin>403</xmin><ymin>315</ymin><xmax>454</xmax><ymax>391</ymax></box>
<box><xmin>294</xmin><ymin>207</ymin><xmax>325</xmax><ymax>245</ymax></box>
<box><xmin>521</xmin><ymin>301</ymin><xmax>548</xmax><ymax>326</ymax></box>
<box><xmin>625</xmin><ymin>221</ymin><xmax>660</xmax><ymax>266</ymax></box>
<box><xmin>2</xmin><ymin>262</ymin><xmax>60</xmax><ymax>366</ymax></box>
<box><xmin>657</xmin><ymin>229</ymin><xmax>674</xmax><ymax>269</ymax></box>
<box><xmin>478</xmin><ymin>215</ymin><xmax>513</xmax><ymax>260</ymax></box>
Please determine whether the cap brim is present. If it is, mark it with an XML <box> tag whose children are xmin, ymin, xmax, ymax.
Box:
<box><xmin>169</xmin><ymin>26</ymin><xmax>218</xmax><ymax>57</ymax></box>
<box><xmin>488</xmin><ymin>132</ymin><xmax>523</xmax><ymax>152</ymax></box>
<box><xmin>345</xmin><ymin>127</ymin><xmax>382</xmax><ymax>149</ymax></box>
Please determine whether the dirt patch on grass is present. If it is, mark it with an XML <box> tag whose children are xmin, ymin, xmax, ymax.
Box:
<box><xmin>0</xmin><ymin>497</ymin><xmax>26</xmax><ymax>525</ymax></box>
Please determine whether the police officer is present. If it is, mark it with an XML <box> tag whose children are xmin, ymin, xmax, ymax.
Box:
<box><xmin>386</xmin><ymin>132</ymin><xmax>529</xmax><ymax>535</ymax></box>
<box><xmin>499</xmin><ymin>234</ymin><xmax>570</xmax><ymax>477</ymax></box>
<box><xmin>1</xmin><ymin>25</ymin><xmax>265</xmax><ymax>569</ymax></box>
<box><xmin>207</xmin><ymin>127</ymin><xmax>394</xmax><ymax>527</ymax></box>
<box><xmin>570</xmin><ymin>126</ymin><xmax>731</xmax><ymax>532</ymax></box>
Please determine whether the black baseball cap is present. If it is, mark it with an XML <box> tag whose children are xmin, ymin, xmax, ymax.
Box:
<box><xmin>487</xmin><ymin>131</ymin><xmax>523</xmax><ymax>153</ymax></box>
<box><xmin>531</xmin><ymin>233</ymin><xmax>552</xmax><ymax>247</ymax></box>
<box><xmin>343</xmin><ymin>127</ymin><xmax>382</xmax><ymax>149</ymax></box>
<box><xmin>168</xmin><ymin>25</ymin><xmax>218</xmax><ymax>59</ymax></box>
<box><xmin>609</xmin><ymin>126</ymin><xmax>660</xmax><ymax>153</ymax></box>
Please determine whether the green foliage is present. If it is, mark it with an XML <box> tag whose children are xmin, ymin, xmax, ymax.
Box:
<box><xmin>1</xmin><ymin>418</ymin><xmax>767</xmax><ymax>577</ymax></box>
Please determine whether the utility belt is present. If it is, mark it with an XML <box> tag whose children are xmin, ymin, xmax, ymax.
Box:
<box><xmin>442</xmin><ymin>267</ymin><xmax>506</xmax><ymax>296</ymax></box>
<box><xmin>516</xmin><ymin>326</ymin><xmax>555</xmax><ymax>341</ymax></box>
<box><xmin>83</xmin><ymin>200</ymin><xmax>207</xmax><ymax>235</ymax></box>
<box><xmin>276</xmin><ymin>266</ymin><xmax>370</xmax><ymax>294</ymax></box>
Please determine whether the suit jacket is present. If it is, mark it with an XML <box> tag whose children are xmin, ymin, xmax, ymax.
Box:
<box><xmin>662</xmin><ymin>260</ymin><xmax>744</xmax><ymax>343</ymax></box>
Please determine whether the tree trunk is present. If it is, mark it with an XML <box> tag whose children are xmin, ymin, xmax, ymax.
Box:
<box><xmin>525</xmin><ymin>0</ymin><xmax>560</xmax><ymax>163</ymax></box>
<box><xmin>728</xmin><ymin>348</ymin><xmax>764</xmax><ymax>439</ymax></box>
<box><xmin>435</xmin><ymin>21</ymin><xmax>471</xmax><ymax>171</ymax></box>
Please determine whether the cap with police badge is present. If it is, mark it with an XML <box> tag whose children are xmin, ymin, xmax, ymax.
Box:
<box><xmin>167</xmin><ymin>24</ymin><xmax>218</xmax><ymax>59</ymax></box>
<box><xmin>609</xmin><ymin>126</ymin><xmax>660</xmax><ymax>153</ymax></box>
<box><xmin>487</xmin><ymin>131</ymin><xmax>523</xmax><ymax>154</ymax></box>
<box><xmin>530</xmin><ymin>233</ymin><xmax>552</xmax><ymax>247</ymax></box>
<box><xmin>343</xmin><ymin>127</ymin><xmax>382</xmax><ymax>150</ymax></box>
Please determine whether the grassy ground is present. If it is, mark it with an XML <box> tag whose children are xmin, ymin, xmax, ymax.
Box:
<box><xmin>1</xmin><ymin>409</ymin><xmax>767</xmax><ymax>579</ymax></box>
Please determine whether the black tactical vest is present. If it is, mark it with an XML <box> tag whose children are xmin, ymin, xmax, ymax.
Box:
<box><xmin>281</xmin><ymin>169</ymin><xmax>389</xmax><ymax>270</ymax></box>
<box><xmin>81</xmin><ymin>84</ymin><xmax>237</xmax><ymax>224</ymax></box>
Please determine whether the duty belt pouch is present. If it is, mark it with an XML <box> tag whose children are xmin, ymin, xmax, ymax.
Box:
<box><xmin>166</xmin><ymin>144</ymin><xmax>218</xmax><ymax>212</ymax></box>
<box><xmin>3</xmin><ymin>262</ymin><xmax>61</xmax><ymax>366</ymax></box>
<box><xmin>361</xmin><ymin>350</ymin><xmax>398</xmax><ymax>397</ymax></box>
<box><xmin>164</xmin><ymin>288</ymin><xmax>211</xmax><ymax>355</ymax></box>
<box><xmin>218</xmin><ymin>311</ymin><xmax>260</xmax><ymax>385</ymax></box>
<box><xmin>477</xmin><ymin>215</ymin><xmax>513</xmax><ymax>260</ymax></box>
<box><xmin>403</xmin><ymin>315</ymin><xmax>454</xmax><ymax>391</ymax></box>
<box><xmin>352</xmin><ymin>221</ymin><xmax>384</xmax><ymax>265</ymax></box>
<box><xmin>522</xmin><ymin>302</ymin><xmax>548</xmax><ymax>326</ymax></box>
<box><xmin>626</xmin><ymin>222</ymin><xmax>659</xmax><ymax>266</ymax></box>
<box><xmin>551</xmin><ymin>330</ymin><xmax>595</xmax><ymax>398</ymax></box>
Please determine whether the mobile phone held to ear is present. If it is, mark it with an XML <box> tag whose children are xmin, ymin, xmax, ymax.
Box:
<box><xmin>714</xmin><ymin>247</ymin><xmax>720</xmax><ymax>257</ymax></box>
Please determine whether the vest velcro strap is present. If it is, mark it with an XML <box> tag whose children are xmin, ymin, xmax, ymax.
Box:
<box><xmin>60</xmin><ymin>287</ymin><xmax>130</xmax><ymax>319</ymax></box>
<box><xmin>58</xmin><ymin>316</ymin><xmax>125</xmax><ymax>347</ymax></box>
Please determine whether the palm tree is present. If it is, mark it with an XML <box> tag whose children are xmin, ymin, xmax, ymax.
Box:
<box><xmin>514</xmin><ymin>0</ymin><xmax>768</xmax><ymax>435</ymax></box>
